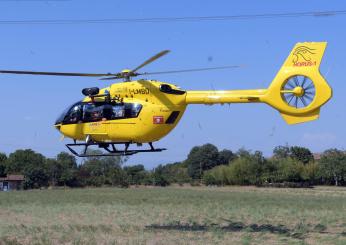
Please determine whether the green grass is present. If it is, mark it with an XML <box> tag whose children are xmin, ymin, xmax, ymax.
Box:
<box><xmin>0</xmin><ymin>186</ymin><xmax>346</xmax><ymax>244</ymax></box>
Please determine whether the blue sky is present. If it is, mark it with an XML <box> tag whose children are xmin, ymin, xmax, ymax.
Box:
<box><xmin>0</xmin><ymin>0</ymin><xmax>345</xmax><ymax>168</ymax></box>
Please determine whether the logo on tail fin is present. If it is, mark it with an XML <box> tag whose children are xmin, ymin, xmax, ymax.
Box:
<box><xmin>292</xmin><ymin>46</ymin><xmax>317</xmax><ymax>66</ymax></box>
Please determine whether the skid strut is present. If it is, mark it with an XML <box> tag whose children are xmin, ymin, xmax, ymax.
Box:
<box><xmin>66</xmin><ymin>141</ymin><xmax>166</xmax><ymax>157</ymax></box>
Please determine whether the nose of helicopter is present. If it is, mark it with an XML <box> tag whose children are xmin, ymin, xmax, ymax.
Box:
<box><xmin>54</xmin><ymin>123</ymin><xmax>62</xmax><ymax>131</ymax></box>
<box><xmin>54</xmin><ymin>108</ymin><xmax>68</xmax><ymax>132</ymax></box>
<box><xmin>54</xmin><ymin>116</ymin><xmax>64</xmax><ymax>131</ymax></box>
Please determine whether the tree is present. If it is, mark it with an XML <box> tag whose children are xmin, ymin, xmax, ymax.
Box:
<box><xmin>273</xmin><ymin>145</ymin><xmax>290</xmax><ymax>159</ymax></box>
<box><xmin>57</xmin><ymin>152</ymin><xmax>77</xmax><ymax>186</ymax></box>
<box><xmin>0</xmin><ymin>152</ymin><xmax>7</xmax><ymax>177</ymax></box>
<box><xmin>6</xmin><ymin>149</ymin><xmax>48</xmax><ymax>189</ymax></box>
<box><xmin>108</xmin><ymin>167</ymin><xmax>129</xmax><ymax>188</ymax></box>
<box><xmin>289</xmin><ymin>146</ymin><xmax>313</xmax><ymax>164</ymax></box>
<box><xmin>24</xmin><ymin>167</ymin><xmax>49</xmax><ymax>189</ymax></box>
<box><xmin>152</xmin><ymin>165</ymin><xmax>170</xmax><ymax>186</ymax></box>
<box><xmin>124</xmin><ymin>164</ymin><xmax>147</xmax><ymax>185</ymax></box>
<box><xmin>236</xmin><ymin>148</ymin><xmax>252</xmax><ymax>159</ymax></box>
<box><xmin>302</xmin><ymin>162</ymin><xmax>319</xmax><ymax>185</ymax></box>
<box><xmin>261</xmin><ymin>159</ymin><xmax>279</xmax><ymax>183</ymax></box>
<box><xmin>277</xmin><ymin>158</ymin><xmax>304</xmax><ymax>182</ymax></box>
<box><xmin>227</xmin><ymin>150</ymin><xmax>265</xmax><ymax>185</ymax></box>
<box><xmin>46</xmin><ymin>152</ymin><xmax>78</xmax><ymax>187</ymax></box>
<box><xmin>186</xmin><ymin>143</ymin><xmax>220</xmax><ymax>179</ymax></box>
<box><xmin>203</xmin><ymin>165</ymin><xmax>230</xmax><ymax>186</ymax></box>
<box><xmin>46</xmin><ymin>158</ymin><xmax>60</xmax><ymax>186</ymax></box>
<box><xmin>78</xmin><ymin>150</ymin><xmax>126</xmax><ymax>187</ymax></box>
<box><xmin>0</xmin><ymin>152</ymin><xmax>7</xmax><ymax>163</ymax></box>
<box><xmin>218</xmin><ymin>149</ymin><xmax>236</xmax><ymax>165</ymax></box>
<box><xmin>6</xmin><ymin>149</ymin><xmax>45</xmax><ymax>174</ymax></box>
<box><xmin>318</xmin><ymin>149</ymin><xmax>346</xmax><ymax>186</ymax></box>
<box><xmin>152</xmin><ymin>162</ymin><xmax>191</xmax><ymax>185</ymax></box>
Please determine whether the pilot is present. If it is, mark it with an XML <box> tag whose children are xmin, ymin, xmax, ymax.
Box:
<box><xmin>70</xmin><ymin>115</ymin><xmax>78</xmax><ymax>123</ymax></box>
<box><xmin>69</xmin><ymin>106</ymin><xmax>81</xmax><ymax>123</ymax></box>
<box><xmin>91</xmin><ymin>110</ymin><xmax>101</xmax><ymax>120</ymax></box>
<box><xmin>102</xmin><ymin>104</ymin><xmax>113</xmax><ymax>120</ymax></box>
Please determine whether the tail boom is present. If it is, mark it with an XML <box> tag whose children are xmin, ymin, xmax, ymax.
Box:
<box><xmin>185</xmin><ymin>89</ymin><xmax>267</xmax><ymax>104</ymax></box>
<box><xmin>185</xmin><ymin>42</ymin><xmax>332</xmax><ymax>125</ymax></box>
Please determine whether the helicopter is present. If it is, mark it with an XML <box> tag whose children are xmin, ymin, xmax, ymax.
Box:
<box><xmin>0</xmin><ymin>42</ymin><xmax>332</xmax><ymax>157</ymax></box>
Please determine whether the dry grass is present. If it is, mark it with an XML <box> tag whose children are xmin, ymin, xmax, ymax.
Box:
<box><xmin>0</xmin><ymin>186</ymin><xmax>346</xmax><ymax>244</ymax></box>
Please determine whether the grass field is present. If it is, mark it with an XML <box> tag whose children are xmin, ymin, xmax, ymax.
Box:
<box><xmin>0</xmin><ymin>186</ymin><xmax>346</xmax><ymax>245</ymax></box>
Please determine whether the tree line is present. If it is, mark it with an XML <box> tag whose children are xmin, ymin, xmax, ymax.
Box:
<box><xmin>0</xmin><ymin>143</ymin><xmax>346</xmax><ymax>189</ymax></box>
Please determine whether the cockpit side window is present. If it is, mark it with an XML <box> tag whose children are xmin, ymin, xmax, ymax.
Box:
<box><xmin>112</xmin><ymin>105</ymin><xmax>125</xmax><ymax>119</ymax></box>
<box><xmin>59</xmin><ymin>102</ymin><xmax>143</xmax><ymax>124</ymax></box>
<box><xmin>125</xmin><ymin>103</ymin><xmax>142</xmax><ymax>118</ymax></box>
<box><xmin>83</xmin><ymin>103</ymin><xmax>109</xmax><ymax>122</ymax></box>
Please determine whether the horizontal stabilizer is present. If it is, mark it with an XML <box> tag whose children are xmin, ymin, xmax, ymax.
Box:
<box><xmin>280</xmin><ymin>108</ymin><xmax>320</xmax><ymax>124</ymax></box>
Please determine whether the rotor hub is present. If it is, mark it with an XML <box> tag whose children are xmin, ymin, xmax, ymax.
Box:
<box><xmin>293</xmin><ymin>86</ymin><xmax>304</xmax><ymax>97</ymax></box>
<box><xmin>121</xmin><ymin>69</ymin><xmax>132</xmax><ymax>74</ymax></box>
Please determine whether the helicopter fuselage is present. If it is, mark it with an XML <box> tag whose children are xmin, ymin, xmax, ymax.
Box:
<box><xmin>55</xmin><ymin>80</ymin><xmax>188</xmax><ymax>143</ymax></box>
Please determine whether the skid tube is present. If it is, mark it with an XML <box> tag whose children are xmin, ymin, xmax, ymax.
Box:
<box><xmin>66</xmin><ymin>141</ymin><xmax>166</xmax><ymax>157</ymax></box>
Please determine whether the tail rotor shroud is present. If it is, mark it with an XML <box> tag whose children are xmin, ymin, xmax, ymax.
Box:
<box><xmin>281</xmin><ymin>75</ymin><xmax>316</xmax><ymax>109</ymax></box>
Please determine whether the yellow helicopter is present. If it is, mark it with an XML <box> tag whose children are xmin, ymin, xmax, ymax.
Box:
<box><xmin>0</xmin><ymin>42</ymin><xmax>332</xmax><ymax>157</ymax></box>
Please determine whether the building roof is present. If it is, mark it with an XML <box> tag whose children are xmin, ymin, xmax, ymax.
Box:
<box><xmin>313</xmin><ymin>153</ymin><xmax>322</xmax><ymax>161</ymax></box>
<box><xmin>0</xmin><ymin>175</ymin><xmax>25</xmax><ymax>181</ymax></box>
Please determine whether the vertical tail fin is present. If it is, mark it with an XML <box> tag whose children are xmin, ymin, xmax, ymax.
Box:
<box><xmin>284</xmin><ymin>42</ymin><xmax>327</xmax><ymax>68</ymax></box>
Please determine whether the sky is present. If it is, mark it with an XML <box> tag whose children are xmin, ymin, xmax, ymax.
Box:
<box><xmin>0</xmin><ymin>0</ymin><xmax>345</xmax><ymax>169</ymax></box>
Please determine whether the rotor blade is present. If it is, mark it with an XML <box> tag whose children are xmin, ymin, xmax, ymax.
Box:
<box><xmin>288</xmin><ymin>95</ymin><xmax>295</xmax><ymax>104</ymax></box>
<box><xmin>301</xmin><ymin>76</ymin><xmax>307</xmax><ymax>88</ymax></box>
<box><xmin>131</xmin><ymin>50</ymin><xmax>170</xmax><ymax>74</ymax></box>
<box><xmin>140</xmin><ymin>65</ymin><xmax>243</xmax><ymax>75</ymax></box>
<box><xmin>304</xmin><ymin>82</ymin><xmax>314</xmax><ymax>90</ymax></box>
<box><xmin>284</xmin><ymin>93</ymin><xmax>294</xmax><ymax>100</ymax></box>
<box><xmin>0</xmin><ymin>70</ymin><xmax>117</xmax><ymax>77</ymax></box>
<box><xmin>100</xmin><ymin>76</ymin><xmax>122</xmax><ymax>80</ymax></box>
<box><xmin>300</xmin><ymin>96</ymin><xmax>307</xmax><ymax>106</ymax></box>
<box><xmin>286</xmin><ymin>81</ymin><xmax>295</xmax><ymax>89</ymax></box>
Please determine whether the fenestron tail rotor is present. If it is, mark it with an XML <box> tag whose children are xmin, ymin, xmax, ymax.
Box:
<box><xmin>281</xmin><ymin>75</ymin><xmax>316</xmax><ymax>108</ymax></box>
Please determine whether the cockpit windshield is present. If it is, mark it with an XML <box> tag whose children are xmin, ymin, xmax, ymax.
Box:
<box><xmin>55</xmin><ymin>101</ymin><xmax>82</xmax><ymax>125</ymax></box>
<box><xmin>55</xmin><ymin>101</ymin><xmax>142</xmax><ymax>125</ymax></box>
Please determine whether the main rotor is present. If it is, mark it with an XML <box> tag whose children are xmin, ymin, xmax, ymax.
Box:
<box><xmin>0</xmin><ymin>50</ymin><xmax>241</xmax><ymax>82</ymax></box>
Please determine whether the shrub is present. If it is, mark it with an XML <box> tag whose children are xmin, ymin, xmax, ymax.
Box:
<box><xmin>203</xmin><ymin>165</ymin><xmax>230</xmax><ymax>186</ymax></box>
<box><xmin>276</xmin><ymin>158</ymin><xmax>305</xmax><ymax>182</ymax></box>
<box><xmin>227</xmin><ymin>156</ymin><xmax>262</xmax><ymax>185</ymax></box>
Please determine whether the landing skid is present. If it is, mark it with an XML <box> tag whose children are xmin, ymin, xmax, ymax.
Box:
<box><xmin>66</xmin><ymin>142</ymin><xmax>166</xmax><ymax>157</ymax></box>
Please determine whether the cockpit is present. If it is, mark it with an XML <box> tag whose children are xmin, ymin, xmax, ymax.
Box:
<box><xmin>55</xmin><ymin>101</ymin><xmax>142</xmax><ymax>125</ymax></box>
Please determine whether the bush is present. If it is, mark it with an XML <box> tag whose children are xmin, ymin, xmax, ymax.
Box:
<box><xmin>124</xmin><ymin>164</ymin><xmax>147</xmax><ymax>185</ymax></box>
<box><xmin>203</xmin><ymin>165</ymin><xmax>230</xmax><ymax>186</ymax></box>
<box><xmin>227</xmin><ymin>156</ymin><xmax>263</xmax><ymax>185</ymax></box>
<box><xmin>257</xmin><ymin>182</ymin><xmax>313</xmax><ymax>188</ymax></box>
<box><xmin>203</xmin><ymin>173</ymin><xmax>218</xmax><ymax>186</ymax></box>
<box><xmin>150</xmin><ymin>165</ymin><xmax>170</xmax><ymax>186</ymax></box>
<box><xmin>276</xmin><ymin>158</ymin><xmax>305</xmax><ymax>182</ymax></box>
